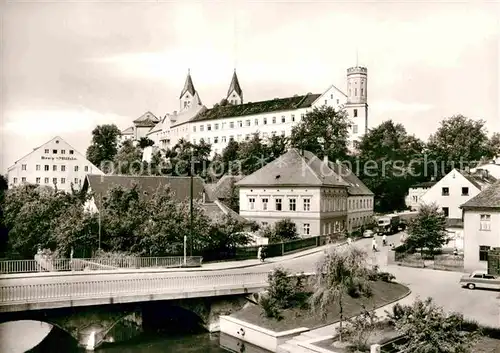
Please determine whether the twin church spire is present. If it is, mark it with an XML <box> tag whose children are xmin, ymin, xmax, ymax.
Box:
<box><xmin>179</xmin><ymin>69</ymin><xmax>243</xmax><ymax>111</ymax></box>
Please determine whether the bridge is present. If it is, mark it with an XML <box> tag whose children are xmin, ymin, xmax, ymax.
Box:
<box><xmin>0</xmin><ymin>268</ymin><xmax>273</xmax><ymax>349</ymax></box>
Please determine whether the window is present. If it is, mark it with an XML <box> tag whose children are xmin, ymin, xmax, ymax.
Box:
<box><xmin>207</xmin><ymin>124</ymin><xmax>211</xmax><ymax>131</ymax></box>
<box><xmin>36</xmin><ymin>177</ymin><xmax>40</xmax><ymax>184</ymax></box>
<box><xmin>69</xmin><ymin>150</ymin><xmax>74</xmax><ymax>155</ymax></box>
<box><xmin>44</xmin><ymin>149</ymin><xmax>49</xmax><ymax>154</ymax></box>
<box><xmin>207</xmin><ymin>137</ymin><xmax>211</xmax><ymax>144</ymax></box>
<box><xmin>61</xmin><ymin>178</ymin><xmax>66</xmax><ymax>184</ymax></box>
<box><xmin>281</xmin><ymin>130</ymin><xmax>285</xmax><ymax>136</ymax></box>
<box><xmin>330</xmin><ymin>94</ymin><xmax>333</xmax><ymax>99</ymax></box>
<box><xmin>462</xmin><ymin>187</ymin><xmax>469</xmax><ymax>196</ymax></box>
<box><xmin>249</xmin><ymin>197</ymin><xmax>255</xmax><ymax>210</ymax></box>
<box><xmin>442</xmin><ymin>207</ymin><xmax>449</xmax><ymax>217</ymax></box>
<box><xmin>230</xmin><ymin>122</ymin><xmax>234</xmax><ymax>128</ymax></box>
<box><xmin>61</xmin><ymin>149</ymin><xmax>66</xmax><ymax>154</ymax></box>
<box><xmin>272</xmin><ymin>116</ymin><xmax>276</xmax><ymax>124</ymax></box>
<box><xmin>222</xmin><ymin>136</ymin><xmax>227</xmax><ymax>143</ymax></box>
<box><xmin>36</xmin><ymin>165</ymin><xmax>40</xmax><ymax>171</ymax></box>
<box><xmin>238</xmin><ymin>121</ymin><xmax>243</xmax><ymax>127</ymax></box>
<box><xmin>215</xmin><ymin>123</ymin><xmax>219</xmax><ymax>130</ymax></box>
<box><xmin>200</xmin><ymin>125</ymin><xmax>205</xmax><ymax>132</ymax></box>
<box><xmin>336</xmin><ymin>99</ymin><xmax>340</xmax><ymax>104</ymax></box>
<box><xmin>229</xmin><ymin>135</ymin><xmax>234</xmax><ymax>141</ymax></box>
<box><xmin>254</xmin><ymin>118</ymin><xmax>259</xmax><ymax>125</ymax></box>
<box><xmin>214</xmin><ymin>137</ymin><xmax>219</xmax><ymax>143</ymax></box>
<box><xmin>275</xmin><ymin>198</ymin><xmax>282</xmax><ymax>211</ymax></box>
<box><xmin>325</xmin><ymin>99</ymin><xmax>327</xmax><ymax>105</ymax></box>
<box><xmin>222</xmin><ymin>122</ymin><xmax>227</xmax><ymax>129</ymax></box>
<box><xmin>355</xmin><ymin>88</ymin><xmax>358</xmax><ymax>96</ymax></box>
<box><xmin>44</xmin><ymin>177</ymin><xmax>49</xmax><ymax>184</ymax></box>
<box><xmin>361</xmin><ymin>88</ymin><xmax>364</xmax><ymax>96</ymax></box>
<box><xmin>289</xmin><ymin>198</ymin><xmax>296</xmax><ymax>211</ymax></box>
<box><xmin>262</xmin><ymin>222</ymin><xmax>268</xmax><ymax>227</ymax></box>
<box><xmin>244</xmin><ymin>134</ymin><xmax>249</xmax><ymax>141</ymax></box>
<box><xmin>442</xmin><ymin>187</ymin><xmax>449</xmax><ymax>196</ymax></box>
<box><xmin>193</xmin><ymin>126</ymin><xmax>197</xmax><ymax>132</ymax></box>
<box><xmin>193</xmin><ymin>139</ymin><xmax>196</xmax><ymax>144</ymax></box>
<box><xmin>303</xmin><ymin>198</ymin><xmax>311</xmax><ymax>211</ymax></box>
<box><xmin>84</xmin><ymin>166</ymin><xmax>89</xmax><ymax>172</ymax></box>
<box><xmin>303</xmin><ymin>223</ymin><xmax>310</xmax><ymax>235</ymax></box>
<box><xmin>291</xmin><ymin>114</ymin><xmax>295</xmax><ymax>122</ymax></box>
<box><xmin>262</xmin><ymin>198</ymin><xmax>268</xmax><ymax>210</ymax></box>
<box><xmin>263</xmin><ymin>118</ymin><xmax>267</xmax><ymax>125</ymax></box>
<box><xmin>13</xmin><ymin>177</ymin><xmax>18</xmax><ymax>184</ymax></box>
<box><xmin>21</xmin><ymin>164</ymin><xmax>27</xmax><ymax>171</ymax></box>
<box><xmin>74</xmin><ymin>178</ymin><xmax>78</xmax><ymax>184</ymax></box>
<box><xmin>479</xmin><ymin>245</ymin><xmax>491</xmax><ymax>261</ymax></box>
<box><xmin>74</xmin><ymin>166</ymin><xmax>79</xmax><ymax>172</ymax></box>
<box><xmin>53</xmin><ymin>149</ymin><xmax>57</xmax><ymax>154</ymax></box>
<box><xmin>245</xmin><ymin>120</ymin><xmax>251</xmax><ymax>126</ymax></box>
<box><xmin>53</xmin><ymin>165</ymin><xmax>57</xmax><ymax>171</ymax></box>
<box><xmin>21</xmin><ymin>177</ymin><xmax>26</xmax><ymax>182</ymax></box>
<box><xmin>237</xmin><ymin>134</ymin><xmax>242</xmax><ymax>141</ymax></box>
<box><xmin>52</xmin><ymin>178</ymin><xmax>57</xmax><ymax>184</ymax></box>
<box><xmin>61</xmin><ymin>165</ymin><xmax>66</xmax><ymax>172</ymax></box>
<box><xmin>353</xmin><ymin>109</ymin><xmax>358</xmax><ymax>117</ymax></box>
<box><xmin>353</xmin><ymin>125</ymin><xmax>358</xmax><ymax>134</ymax></box>
<box><xmin>281</xmin><ymin>116</ymin><xmax>286</xmax><ymax>123</ymax></box>
<box><xmin>480</xmin><ymin>214</ymin><xmax>491</xmax><ymax>231</ymax></box>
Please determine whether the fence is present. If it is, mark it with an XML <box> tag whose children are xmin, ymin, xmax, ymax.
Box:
<box><xmin>0</xmin><ymin>271</ymin><xmax>270</xmax><ymax>305</ymax></box>
<box><xmin>0</xmin><ymin>256</ymin><xmax>203</xmax><ymax>274</ymax></box>
<box><xmin>392</xmin><ymin>251</ymin><xmax>464</xmax><ymax>271</ymax></box>
<box><xmin>199</xmin><ymin>233</ymin><xmax>341</xmax><ymax>262</ymax></box>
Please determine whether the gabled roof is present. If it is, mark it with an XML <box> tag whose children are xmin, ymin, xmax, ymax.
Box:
<box><xmin>236</xmin><ymin>149</ymin><xmax>348</xmax><ymax>187</ymax></box>
<box><xmin>328</xmin><ymin>161</ymin><xmax>374</xmax><ymax>196</ymax></box>
<box><xmin>210</xmin><ymin>175</ymin><xmax>244</xmax><ymax>199</ymax></box>
<box><xmin>227</xmin><ymin>70</ymin><xmax>243</xmax><ymax>97</ymax></box>
<box><xmin>180</xmin><ymin>71</ymin><xmax>197</xmax><ymax>99</ymax></box>
<box><xmin>121</xmin><ymin>126</ymin><xmax>134</xmax><ymax>135</ymax></box>
<box><xmin>190</xmin><ymin>93</ymin><xmax>321</xmax><ymax>123</ymax></box>
<box><xmin>133</xmin><ymin>111</ymin><xmax>159</xmax><ymax>125</ymax></box>
<box><xmin>82</xmin><ymin>174</ymin><xmax>210</xmax><ymax>209</ymax></box>
<box><xmin>411</xmin><ymin>181</ymin><xmax>437</xmax><ymax>188</ymax></box>
<box><xmin>460</xmin><ymin>170</ymin><xmax>497</xmax><ymax>190</ymax></box>
<box><xmin>201</xmin><ymin>200</ymin><xmax>249</xmax><ymax>224</ymax></box>
<box><xmin>461</xmin><ymin>180</ymin><xmax>500</xmax><ymax>210</ymax></box>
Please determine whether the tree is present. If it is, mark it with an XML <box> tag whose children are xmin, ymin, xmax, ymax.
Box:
<box><xmin>266</xmin><ymin>135</ymin><xmax>289</xmax><ymax>160</ymax></box>
<box><xmin>166</xmin><ymin>139</ymin><xmax>212</xmax><ymax>177</ymax></box>
<box><xmin>290</xmin><ymin>106</ymin><xmax>351</xmax><ymax>161</ymax></box>
<box><xmin>0</xmin><ymin>175</ymin><xmax>8</xmax><ymax>256</ymax></box>
<box><xmin>405</xmin><ymin>203</ymin><xmax>448</xmax><ymax>256</ymax></box>
<box><xmin>113</xmin><ymin>140</ymin><xmax>143</xmax><ymax>175</ymax></box>
<box><xmin>236</xmin><ymin>134</ymin><xmax>269</xmax><ymax>175</ymax></box>
<box><xmin>309</xmin><ymin>246</ymin><xmax>372</xmax><ymax>342</ymax></box>
<box><xmin>339</xmin><ymin>307</ymin><xmax>380</xmax><ymax>352</ymax></box>
<box><xmin>357</xmin><ymin>120</ymin><xmax>425</xmax><ymax>212</ymax></box>
<box><xmin>138</xmin><ymin>137</ymin><xmax>155</xmax><ymax>149</ymax></box>
<box><xmin>487</xmin><ymin>132</ymin><xmax>500</xmax><ymax>159</ymax></box>
<box><xmin>86</xmin><ymin>124</ymin><xmax>121</xmax><ymax>170</ymax></box>
<box><xmin>269</xmin><ymin>219</ymin><xmax>298</xmax><ymax>243</ymax></box>
<box><xmin>427</xmin><ymin>115</ymin><xmax>492</xmax><ymax>178</ymax></box>
<box><xmin>389</xmin><ymin>297</ymin><xmax>479</xmax><ymax>353</ymax></box>
<box><xmin>221</xmin><ymin>139</ymin><xmax>241</xmax><ymax>175</ymax></box>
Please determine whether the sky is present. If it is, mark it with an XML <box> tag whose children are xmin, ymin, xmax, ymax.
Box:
<box><xmin>1</xmin><ymin>0</ymin><xmax>499</xmax><ymax>173</ymax></box>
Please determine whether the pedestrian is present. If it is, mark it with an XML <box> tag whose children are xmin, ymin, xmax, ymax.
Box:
<box><xmin>372</xmin><ymin>238</ymin><xmax>377</xmax><ymax>252</ymax></box>
<box><xmin>257</xmin><ymin>246</ymin><xmax>262</xmax><ymax>262</ymax></box>
<box><xmin>347</xmin><ymin>237</ymin><xmax>352</xmax><ymax>245</ymax></box>
<box><xmin>382</xmin><ymin>234</ymin><xmax>387</xmax><ymax>246</ymax></box>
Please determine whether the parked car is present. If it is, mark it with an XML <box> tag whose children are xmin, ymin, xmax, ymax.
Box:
<box><xmin>363</xmin><ymin>229</ymin><xmax>374</xmax><ymax>238</ymax></box>
<box><xmin>460</xmin><ymin>271</ymin><xmax>500</xmax><ymax>290</ymax></box>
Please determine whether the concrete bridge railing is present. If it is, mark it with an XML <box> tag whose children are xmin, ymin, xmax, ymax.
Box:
<box><xmin>0</xmin><ymin>271</ymin><xmax>271</xmax><ymax>311</ymax></box>
<box><xmin>0</xmin><ymin>256</ymin><xmax>203</xmax><ymax>274</ymax></box>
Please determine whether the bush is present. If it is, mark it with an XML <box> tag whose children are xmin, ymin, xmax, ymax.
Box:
<box><xmin>367</xmin><ymin>265</ymin><xmax>396</xmax><ymax>282</ymax></box>
<box><xmin>267</xmin><ymin>267</ymin><xmax>297</xmax><ymax>309</ymax></box>
<box><xmin>259</xmin><ymin>295</ymin><xmax>283</xmax><ymax>320</ymax></box>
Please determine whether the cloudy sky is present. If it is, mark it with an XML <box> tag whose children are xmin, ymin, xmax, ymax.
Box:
<box><xmin>1</xmin><ymin>0</ymin><xmax>499</xmax><ymax>173</ymax></box>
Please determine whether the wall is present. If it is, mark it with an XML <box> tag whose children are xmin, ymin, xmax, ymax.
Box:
<box><xmin>405</xmin><ymin>187</ymin><xmax>431</xmax><ymax>210</ymax></box>
<box><xmin>220</xmin><ymin>315</ymin><xmax>309</xmax><ymax>352</ymax></box>
<box><xmin>463</xmin><ymin>210</ymin><xmax>500</xmax><ymax>271</ymax></box>
<box><xmin>420</xmin><ymin>170</ymin><xmax>480</xmax><ymax>219</ymax></box>
<box><xmin>7</xmin><ymin>137</ymin><xmax>103</xmax><ymax>192</ymax></box>
<box><xmin>347</xmin><ymin>195</ymin><xmax>375</xmax><ymax>231</ymax></box>
<box><xmin>239</xmin><ymin>186</ymin><xmax>348</xmax><ymax>236</ymax></box>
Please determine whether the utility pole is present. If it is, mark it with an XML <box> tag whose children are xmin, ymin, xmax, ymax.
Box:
<box><xmin>190</xmin><ymin>150</ymin><xmax>194</xmax><ymax>257</ymax></box>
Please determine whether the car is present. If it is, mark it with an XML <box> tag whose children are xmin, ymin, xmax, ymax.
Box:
<box><xmin>459</xmin><ymin>271</ymin><xmax>500</xmax><ymax>290</ymax></box>
<box><xmin>363</xmin><ymin>229</ymin><xmax>374</xmax><ymax>238</ymax></box>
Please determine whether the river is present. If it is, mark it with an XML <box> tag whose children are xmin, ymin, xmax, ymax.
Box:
<box><xmin>0</xmin><ymin>321</ymin><xmax>271</xmax><ymax>353</ymax></box>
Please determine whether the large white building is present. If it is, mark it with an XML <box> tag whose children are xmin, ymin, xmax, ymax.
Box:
<box><xmin>121</xmin><ymin>66</ymin><xmax>369</xmax><ymax>155</ymax></box>
<box><xmin>7</xmin><ymin>136</ymin><xmax>103</xmax><ymax>192</ymax></box>
<box><xmin>236</xmin><ymin>148</ymin><xmax>374</xmax><ymax>237</ymax></box>
<box><xmin>461</xmin><ymin>180</ymin><xmax>500</xmax><ymax>272</ymax></box>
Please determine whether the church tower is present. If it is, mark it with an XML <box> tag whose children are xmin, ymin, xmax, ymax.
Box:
<box><xmin>179</xmin><ymin>69</ymin><xmax>202</xmax><ymax>111</ymax></box>
<box><xmin>345</xmin><ymin>66</ymin><xmax>368</xmax><ymax>149</ymax></box>
<box><xmin>226</xmin><ymin>69</ymin><xmax>243</xmax><ymax>105</ymax></box>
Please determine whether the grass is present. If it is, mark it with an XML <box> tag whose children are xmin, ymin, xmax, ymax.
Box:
<box><xmin>231</xmin><ymin>280</ymin><xmax>410</xmax><ymax>332</ymax></box>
